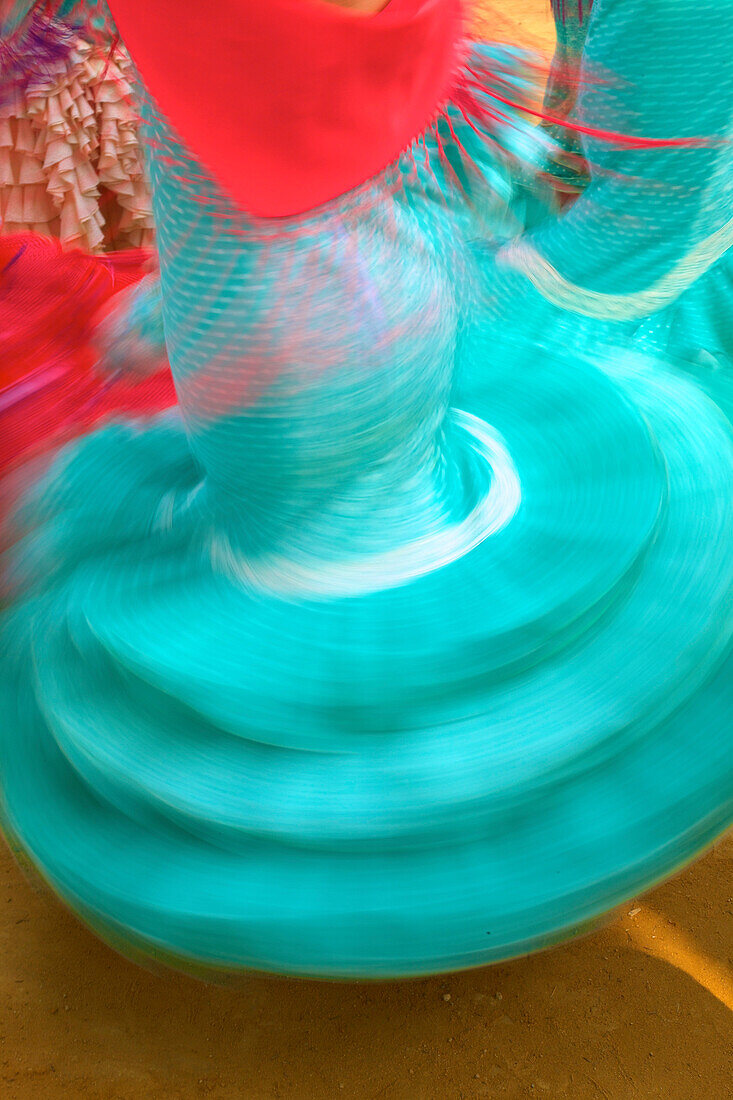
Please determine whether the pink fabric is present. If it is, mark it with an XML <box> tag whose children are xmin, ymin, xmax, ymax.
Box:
<box><xmin>106</xmin><ymin>0</ymin><xmax>464</xmax><ymax>217</ymax></box>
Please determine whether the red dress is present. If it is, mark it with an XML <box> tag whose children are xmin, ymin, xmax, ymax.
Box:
<box><xmin>0</xmin><ymin>233</ymin><xmax>174</xmax><ymax>477</ymax></box>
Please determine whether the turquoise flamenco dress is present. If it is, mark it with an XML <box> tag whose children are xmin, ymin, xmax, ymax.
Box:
<box><xmin>0</xmin><ymin>0</ymin><xmax>731</xmax><ymax>979</ymax></box>
<box><xmin>537</xmin><ymin>0</ymin><xmax>733</xmax><ymax>375</ymax></box>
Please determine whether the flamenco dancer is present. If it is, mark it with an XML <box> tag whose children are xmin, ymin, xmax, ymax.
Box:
<box><xmin>530</xmin><ymin>0</ymin><xmax>733</xmax><ymax>373</ymax></box>
<box><xmin>0</xmin><ymin>0</ymin><xmax>152</xmax><ymax>249</ymax></box>
<box><xmin>0</xmin><ymin>0</ymin><xmax>731</xmax><ymax>979</ymax></box>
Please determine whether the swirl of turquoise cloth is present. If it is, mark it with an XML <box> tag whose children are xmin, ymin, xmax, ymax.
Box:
<box><xmin>1</xmin><ymin>26</ymin><xmax>732</xmax><ymax>978</ymax></box>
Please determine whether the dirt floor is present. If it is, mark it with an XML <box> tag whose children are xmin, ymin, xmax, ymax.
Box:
<box><xmin>2</xmin><ymin>837</ymin><xmax>732</xmax><ymax>1099</ymax></box>
<box><xmin>2</xmin><ymin>3</ymin><xmax>732</xmax><ymax>1099</ymax></box>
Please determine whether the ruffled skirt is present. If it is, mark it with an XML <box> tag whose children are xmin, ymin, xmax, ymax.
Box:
<box><xmin>1</xmin><ymin>29</ymin><xmax>731</xmax><ymax>978</ymax></box>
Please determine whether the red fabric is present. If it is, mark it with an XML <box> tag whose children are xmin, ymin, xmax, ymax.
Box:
<box><xmin>106</xmin><ymin>0</ymin><xmax>464</xmax><ymax>218</ymax></box>
<box><xmin>0</xmin><ymin>234</ymin><xmax>175</xmax><ymax>477</ymax></box>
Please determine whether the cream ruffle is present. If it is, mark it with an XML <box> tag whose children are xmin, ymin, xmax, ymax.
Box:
<box><xmin>0</xmin><ymin>32</ymin><xmax>153</xmax><ymax>252</ymax></box>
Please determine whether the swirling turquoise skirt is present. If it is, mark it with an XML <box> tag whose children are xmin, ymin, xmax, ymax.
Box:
<box><xmin>1</xmin><ymin>27</ymin><xmax>732</xmax><ymax>977</ymax></box>
<box><xmin>2</xmin><ymin>307</ymin><xmax>731</xmax><ymax>977</ymax></box>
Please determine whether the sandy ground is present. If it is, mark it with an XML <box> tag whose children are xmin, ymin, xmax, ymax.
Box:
<box><xmin>2</xmin><ymin>3</ymin><xmax>733</xmax><ymax>1098</ymax></box>
<box><xmin>2</xmin><ymin>838</ymin><xmax>731</xmax><ymax>1099</ymax></box>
